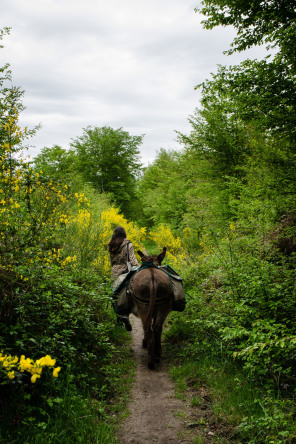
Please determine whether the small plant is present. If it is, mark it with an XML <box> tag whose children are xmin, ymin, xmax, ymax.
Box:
<box><xmin>0</xmin><ymin>352</ymin><xmax>61</xmax><ymax>383</ymax></box>
<box><xmin>191</xmin><ymin>396</ymin><xmax>202</xmax><ymax>407</ymax></box>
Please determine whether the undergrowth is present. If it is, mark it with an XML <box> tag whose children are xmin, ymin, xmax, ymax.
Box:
<box><xmin>165</xmin><ymin>292</ymin><xmax>296</xmax><ymax>443</ymax></box>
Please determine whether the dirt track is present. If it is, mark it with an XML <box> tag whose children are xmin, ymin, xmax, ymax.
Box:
<box><xmin>118</xmin><ymin>315</ymin><xmax>195</xmax><ymax>444</ymax></box>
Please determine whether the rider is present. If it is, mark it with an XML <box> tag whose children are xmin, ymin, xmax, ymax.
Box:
<box><xmin>108</xmin><ymin>226</ymin><xmax>139</xmax><ymax>331</ymax></box>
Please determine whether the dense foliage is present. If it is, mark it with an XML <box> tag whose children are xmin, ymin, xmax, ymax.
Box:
<box><xmin>136</xmin><ymin>1</ymin><xmax>296</xmax><ymax>440</ymax></box>
<box><xmin>2</xmin><ymin>0</ymin><xmax>296</xmax><ymax>440</ymax></box>
<box><xmin>70</xmin><ymin>126</ymin><xmax>143</xmax><ymax>218</ymax></box>
<box><xmin>197</xmin><ymin>0</ymin><xmax>296</xmax><ymax>71</ymax></box>
<box><xmin>0</xmin><ymin>29</ymin><xmax>146</xmax><ymax>441</ymax></box>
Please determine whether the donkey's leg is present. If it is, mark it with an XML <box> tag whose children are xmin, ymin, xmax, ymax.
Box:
<box><xmin>141</xmin><ymin>316</ymin><xmax>154</xmax><ymax>368</ymax></box>
<box><xmin>153</xmin><ymin>321</ymin><xmax>163</xmax><ymax>363</ymax></box>
<box><xmin>153</xmin><ymin>308</ymin><xmax>170</xmax><ymax>362</ymax></box>
<box><xmin>138</xmin><ymin>307</ymin><xmax>154</xmax><ymax>367</ymax></box>
<box><xmin>137</xmin><ymin>306</ymin><xmax>148</xmax><ymax>348</ymax></box>
<box><xmin>145</xmin><ymin>323</ymin><xmax>155</xmax><ymax>369</ymax></box>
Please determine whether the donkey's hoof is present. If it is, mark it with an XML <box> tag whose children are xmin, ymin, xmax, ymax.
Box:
<box><xmin>148</xmin><ymin>362</ymin><xmax>154</xmax><ymax>370</ymax></box>
<box><xmin>142</xmin><ymin>339</ymin><xmax>147</xmax><ymax>348</ymax></box>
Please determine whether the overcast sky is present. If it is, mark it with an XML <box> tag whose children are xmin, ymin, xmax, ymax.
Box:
<box><xmin>1</xmin><ymin>0</ymin><xmax>268</xmax><ymax>165</ymax></box>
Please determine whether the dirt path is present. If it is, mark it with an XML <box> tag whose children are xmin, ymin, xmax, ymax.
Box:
<box><xmin>118</xmin><ymin>316</ymin><xmax>198</xmax><ymax>444</ymax></box>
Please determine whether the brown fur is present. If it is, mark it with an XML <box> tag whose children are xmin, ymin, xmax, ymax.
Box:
<box><xmin>128</xmin><ymin>248</ymin><xmax>173</xmax><ymax>369</ymax></box>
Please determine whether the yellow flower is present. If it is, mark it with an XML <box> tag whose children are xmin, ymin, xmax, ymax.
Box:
<box><xmin>19</xmin><ymin>355</ymin><xmax>33</xmax><ymax>372</ymax></box>
<box><xmin>52</xmin><ymin>367</ymin><xmax>61</xmax><ymax>378</ymax></box>
<box><xmin>8</xmin><ymin>371</ymin><xmax>15</xmax><ymax>379</ymax></box>
<box><xmin>31</xmin><ymin>374</ymin><xmax>41</xmax><ymax>383</ymax></box>
<box><xmin>30</xmin><ymin>366</ymin><xmax>43</xmax><ymax>375</ymax></box>
<box><xmin>42</xmin><ymin>355</ymin><xmax>56</xmax><ymax>367</ymax></box>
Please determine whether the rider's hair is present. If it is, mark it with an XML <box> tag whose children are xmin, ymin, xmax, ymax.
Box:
<box><xmin>108</xmin><ymin>226</ymin><xmax>127</xmax><ymax>253</ymax></box>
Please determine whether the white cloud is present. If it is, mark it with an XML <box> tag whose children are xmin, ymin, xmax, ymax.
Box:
<box><xmin>0</xmin><ymin>0</ymin><xmax>268</xmax><ymax>165</ymax></box>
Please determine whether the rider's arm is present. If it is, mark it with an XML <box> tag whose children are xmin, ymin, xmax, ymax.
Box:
<box><xmin>128</xmin><ymin>243</ymin><xmax>140</xmax><ymax>267</ymax></box>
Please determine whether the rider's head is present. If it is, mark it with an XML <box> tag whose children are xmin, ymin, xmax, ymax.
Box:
<box><xmin>113</xmin><ymin>226</ymin><xmax>126</xmax><ymax>238</ymax></box>
<box><xmin>108</xmin><ymin>226</ymin><xmax>127</xmax><ymax>252</ymax></box>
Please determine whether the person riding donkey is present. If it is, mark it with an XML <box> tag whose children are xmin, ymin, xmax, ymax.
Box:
<box><xmin>108</xmin><ymin>225</ymin><xmax>187</xmax><ymax>332</ymax></box>
<box><xmin>108</xmin><ymin>226</ymin><xmax>139</xmax><ymax>331</ymax></box>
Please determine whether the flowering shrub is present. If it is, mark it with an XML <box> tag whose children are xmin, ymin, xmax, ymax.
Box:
<box><xmin>62</xmin><ymin>205</ymin><xmax>105</xmax><ymax>274</ymax></box>
<box><xmin>149</xmin><ymin>224</ymin><xmax>186</xmax><ymax>271</ymax></box>
<box><xmin>0</xmin><ymin>40</ymin><xmax>136</xmax><ymax>441</ymax></box>
<box><xmin>0</xmin><ymin>116</ymin><xmax>72</xmax><ymax>273</ymax></box>
<box><xmin>0</xmin><ymin>352</ymin><xmax>61</xmax><ymax>383</ymax></box>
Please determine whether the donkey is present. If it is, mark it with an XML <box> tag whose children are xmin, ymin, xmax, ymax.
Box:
<box><xmin>128</xmin><ymin>247</ymin><xmax>173</xmax><ymax>369</ymax></box>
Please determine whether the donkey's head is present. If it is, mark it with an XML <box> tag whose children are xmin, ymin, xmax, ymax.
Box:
<box><xmin>137</xmin><ymin>247</ymin><xmax>167</xmax><ymax>266</ymax></box>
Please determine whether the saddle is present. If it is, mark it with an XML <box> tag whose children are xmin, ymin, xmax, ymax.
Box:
<box><xmin>112</xmin><ymin>264</ymin><xmax>186</xmax><ymax>315</ymax></box>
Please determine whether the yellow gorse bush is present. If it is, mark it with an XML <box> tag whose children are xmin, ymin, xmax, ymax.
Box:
<box><xmin>101</xmin><ymin>207</ymin><xmax>146</xmax><ymax>250</ymax></box>
<box><xmin>60</xmin><ymin>204</ymin><xmax>146</xmax><ymax>277</ymax></box>
<box><xmin>0</xmin><ymin>114</ymin><xmax>90</xmax><ymax>279</ymax></box>
<box><xmin>1</xmin><ymin>115</ymin><xmax>148</xmax><ymax>280</ymax></box>
<box><xmin>62</xmin><ymin>205</ymin><xmax>105</xmax><ymax>273</ymax></box>
<box><xmin>0</xmin><ymin>352</ymin><xmax>61</xmax><ymax>383</ymax></box>
<box><xmin>149</xmin><ymin>224</ymin><xmax>186</xmax><ymax>270</ymax></box>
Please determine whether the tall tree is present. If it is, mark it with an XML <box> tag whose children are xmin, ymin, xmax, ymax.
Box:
<box><xmin>138</xmin><ymin>149</ymin><xmax>188</xmax><ymax>229</ymax></box>
<box><xmin>178</xmin><ymin>87</ymin><xmax>250</xmax><ymax>177</ymax></box>
<box><xmin>71</xmin><ymin>126</ymin><xmax>143</xmax><ymax>216</ymax></box>
<box><xmin>192</xmin><ymin>0</ymin><xmax>296</xmax><ymax>212</ymax></box>
<box><xmin>33</xmin><ymin>145</ymin><xmax>77</xmax><ymax>180</ymax></box>
<box><xmin>0</xmin><ymin>29</ymin><xmax>36</xmax><ymax>160</ymax></box>
<box><xmin>197</xmin><ymin>0</ymin><xmax>296</xmax><ymax>71</ymax></box>
<box><xmin>0</xmin><ymin>28</ymin><xmax>38</xmax><ymax>187</ymax></box>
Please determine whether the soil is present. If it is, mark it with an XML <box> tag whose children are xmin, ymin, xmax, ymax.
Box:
<box><xmin>118</xmin><ymin>315</ymin><xmax>225</xmax><ymax>444</ymax></box>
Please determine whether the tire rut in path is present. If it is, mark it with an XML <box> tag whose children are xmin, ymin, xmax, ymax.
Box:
<box><xmin>118</xmin><ymin>315</ymin><xmax>193</xmax><ymax>444</ymax></box>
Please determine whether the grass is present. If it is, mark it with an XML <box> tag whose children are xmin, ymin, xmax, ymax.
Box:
<box><xmin>102</xmin><ymin>324</ymin><xmax>136</xmax><ymax>423</ymax></box>
<box><xmin>49</xmin><ymin>323</ymin><xmax>136</xmax><ymax>444</ymax></box>
<box><xmin>165</xmin><ymin>339</ymin><xmax>296</xmax><ymax>443</ymax></box>
<box><xmin>191</xmin><ymin>396</ymin><xmax>202</xmax><ymax>407</ymax></box>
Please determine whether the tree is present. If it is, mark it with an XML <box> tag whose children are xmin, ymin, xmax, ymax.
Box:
<box><xmin>197</xmin><ymin>0</ymin><xmax>296</xmax><ymax>71</ymax></box>
<box><xmin>0</xmin><ymin>28</ymin><xmax>39</xmax><ymax>176</ymax></box>
<box><xmin>178</xmin><ymin>91</ymin><xmax>250</xmax><ymax>177</ymax></box>
<box><xmin>33</xmin><ymin>145</ymin><xmax>77</xmax><ymax>180</ymax></box>
<box><xmin>71</xmin><ymin>126</ymin><xmax>143</xmax><ymax>216</ymax></box>
<box><xmin>138</xmin><ymin>149</ymin><xmax>193</xmax><ymax>230</ymax></box>
<box><xmin>191</xmin><ymin>3</ymin><xmax>296</xmax><ymax>210</ymax></box>
<box><xmin>0</xmin><ymin>27</ymin><xmax>38</xmax><ymax>199</ymax></box>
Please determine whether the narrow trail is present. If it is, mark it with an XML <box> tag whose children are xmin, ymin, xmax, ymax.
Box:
<box><xmin>118</xmin><ymin>315</ymin><xmax>214</xmax><ymax>444</ymax></box>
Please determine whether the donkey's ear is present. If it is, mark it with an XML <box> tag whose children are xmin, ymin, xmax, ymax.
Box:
<box><xmin>157</xmin><ymin>247</ymin><xmax>166</xmax><ymax>265</ymax></box>
<box><xmin>137</xmin><ymin>250</ymin><xmax>144</xmax><ymax>258</ymax></box>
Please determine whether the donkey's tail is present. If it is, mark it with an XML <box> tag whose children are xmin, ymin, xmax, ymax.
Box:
<box><xmin>146</xmin><ymin>268</ymin><xmax>156</xmax><ymax>326</ymax></box>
